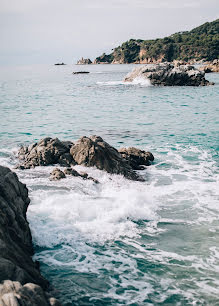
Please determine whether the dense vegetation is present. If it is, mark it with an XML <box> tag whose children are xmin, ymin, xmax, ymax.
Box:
<box><xmin>95</xmin><ymin>19</ymin><xmax>219</xmax><ymax>64</ymax></box>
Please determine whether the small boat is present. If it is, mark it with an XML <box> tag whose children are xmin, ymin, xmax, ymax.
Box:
<box><xmin>72</xmin><ymin>71</ymin><xmax>90</xmax><ymax>74</ymax></box>
<box><xmin>54</xmin><ymin>63</ymin><xmax>66</xmax><ymax>65</ymax></box>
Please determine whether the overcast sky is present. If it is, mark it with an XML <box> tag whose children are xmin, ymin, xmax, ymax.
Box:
<box><xmin>0</xmin><ymin>0</ymin><xmax>218</xmax><ymax>65</ymax></box>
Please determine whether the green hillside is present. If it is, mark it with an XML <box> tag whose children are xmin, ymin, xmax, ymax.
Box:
<box><xmin>94</xmin><ymin>19</ymin><xmax>219</xmax><ymax>64</ymax></box>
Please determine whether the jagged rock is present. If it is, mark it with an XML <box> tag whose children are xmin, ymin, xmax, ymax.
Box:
<box><xmin>64</xmin><ymin>168</ymin><xmax>99</xmax><ymax>184</ymax></box>
<box><xmin>118</xmin><ymin>147</ymin><xmax>154</xmax><ymax>170</ymax></box>
<box><xmin>0</xmin><ymin>166</ymin><xmax>60</xmax><ymax>305</ymax></box>
<box><xmin>16</xmin><ymin>136</ymin><xmax>154</xmax><ymax>181</ymax></box>
<box><xmin>58</xmin><ymin>153</ymin><xmax>75</xmax><ymax>167</ymax></box>
<box><xmin>70</xmin><ymin>136</ymin><xmax>144</xmax><ymax>181</ymax></box>
<box><xmin>124</xmin><ymin>63</ymin><xmax>214</xmax><ymax>86</ymax></box>
<box><xmin>200</xmin><ymin>59</ymin><xmax>219</xmax><ymax>73</ymax></box>
<box><xmin>76</xmin><ymin>58</ymin><xmax>92</xmax><ymax>65</ymax></box>
<box><xmin>17</xmin><ymin>138</ymin><xmax>74</xmax><ymax>169</ymax></box>
<box><xmin>0</xmin><ymin>280</ymin><xmax>61</xmax><ymax>306</ymax></box>
<box><xmin>49</xmin><ymin>168</ymin><xmax>66</xmax><ymax>181</ymax></box>
<box><xmin>64</xmin><ymin>168</ymin><xmax>81</xmax><ymax>177</ymax></box>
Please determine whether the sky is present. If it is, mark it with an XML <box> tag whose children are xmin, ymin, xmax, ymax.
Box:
<box><xmin>0</xmin><ymin>0</ymin><xmax>218</xmax><ymax>65</ymax></box>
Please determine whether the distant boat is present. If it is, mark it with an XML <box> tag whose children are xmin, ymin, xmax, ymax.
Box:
<box><xmin>72</xmin><ymin>71</ymin><xmax>90</xmax><ymax>74</ymax></box>
<box><xmin>54</xmin><ymin>63</ymin><xmax>66</xmax><ymax>65</ymax></box>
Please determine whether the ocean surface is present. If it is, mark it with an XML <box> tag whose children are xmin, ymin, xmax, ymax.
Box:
<box><xmin>0</xmin><ymin>64</ymin><xmax>218</xmax><ymax>305</ymax></box>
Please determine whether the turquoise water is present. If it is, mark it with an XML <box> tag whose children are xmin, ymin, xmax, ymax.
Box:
<box><xmin>0</xmin><ymin>64</ymin><xmax>219</xmax><ymax>305</ymax></box>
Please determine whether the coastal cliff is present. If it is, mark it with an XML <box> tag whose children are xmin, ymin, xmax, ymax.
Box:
<box><xmin>0</xmin><ymin>166</ymin><xmax>60</xmax><ymax>305</ymax></box>
<box><xmin>94</xmin><ymin>19</ymin><xmax>219</xmax><ymax>64</ymax></box>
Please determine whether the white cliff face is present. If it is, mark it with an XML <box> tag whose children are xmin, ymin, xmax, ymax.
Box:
<box><xmin>124</xmin><ymin>63</ymin><xmax>213</xmax><ymax>86</ymax></box>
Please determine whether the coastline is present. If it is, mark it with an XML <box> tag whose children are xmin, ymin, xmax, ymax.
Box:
<box><xmin>0</xmin><ymin>166</ymin><xmax>61</xmax><ymax>305</ymax></box>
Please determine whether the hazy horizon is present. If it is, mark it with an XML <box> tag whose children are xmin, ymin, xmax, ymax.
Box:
<box><xmin>0</xmin><ymin>0</ymin><xmax>218</xmax><ymax>65</ymax></box>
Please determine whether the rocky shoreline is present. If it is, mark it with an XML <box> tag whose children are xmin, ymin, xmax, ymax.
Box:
<box><xmin>0</xmin><ymin>136</ymin><xmax>154</xmax><ymax>304</ymax></box>
<box><xmin>0</xmin><ymin>166</ymin><xmax>61</xmax><ymax>305</ymax></box>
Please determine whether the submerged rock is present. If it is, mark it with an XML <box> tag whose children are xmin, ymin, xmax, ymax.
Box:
<box><xmin>64</xmin><ymin>167</ymin><xmax>99</xmax><ymax>183</ymax></box>
<box><xmin>70</xmin><ymin>136</ymin><xmax>144</xmax><ymax>181</ymax></box>
<box><xmin>124</xmin><ymin>63</ymin><xmax>214</xmax><ymax>86</ymax></box>
<box><xmin>17</xmin><ymin>138</ymin><xmax>74</xmax><ymax>169</ymax></box>
<box><xmin>0</xmin><ymin>166</ymin><xmax>60</xmax><ymax>305</ymax></box>
<box><xmin>50</xmin><ymin>168</ymin><xmax>66</xmax><ymax>181</ymax></box>
<box><xmin>119</xmin><ymin>147</ymin><xmax>154</xmax><ymax>170</ymax></box>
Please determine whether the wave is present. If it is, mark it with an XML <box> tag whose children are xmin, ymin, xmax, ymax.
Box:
<box><xmin>97</xmin><ymin>76</ymin><xmax>152</xmax><ymax>87</ymax></box>
<box><xmin>0</xmin><ymin>144</ymin><xmax>218</xmax><ymax>304</ymax></box>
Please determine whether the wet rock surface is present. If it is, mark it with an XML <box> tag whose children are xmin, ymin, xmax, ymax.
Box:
<box><xmin>124</xmin><ymin>63</ymin><xmax>214</xmax><ymax>86</ymax></box>
<box><xmin>119</xmin><ymin>147</ymin><xmax>154</xmax><ymax>170</ymax></box>
<box><xmin>49</xmin><ymin>168</ymin><xmax>66</xmax><ymax>181</ymax></box>
<box><xmin>17</xmin><ymin>136</ymin><xmax>154</xmax><ymax>181</ymax></box>
<box><xmin>0</xmin><ymin>280</ymin><xmax>61</xmax><ymax>306</ymax></box>
<box><xmin>70</xmin><ymin>136</ymin><xmax>145</xmax><ymax>181</ymax></box>
<box><xmin>17</xmin><ymin>138</ymin><xmax>74</xmax><ymax>169</ymax></box>
<box><xmin>0</xmin><ymin>166</ymin><xmax>61</xmax><ymax>305</ymax></box>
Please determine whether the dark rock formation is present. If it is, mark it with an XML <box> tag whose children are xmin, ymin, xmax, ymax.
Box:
<box><xmin>17</xmin><ymin>136</ymin><xmax>154</xmax><ymax>181</ymax></box>
<box><xmin>49</xmin><ymin>167</ymin><xmax>99</xmax><ymax>183</ymax></box>
<box><xmin>70</xmin><ymin>136</ymin><xmax>144</xmax><ymax>181</ymax></box>
<box><xmin>49</xmin><ymin>168</ymin><xmax>66</xmax><ymax>181</ymax></box>
<box><xmin>118</xmin><ymin>147</ymin><xmax>154</xmax><ymax>170</ymax></box>
<box><xmin>76</xmin><ymin>58</ymin><xmax>92</xmax><ymax>65</ymax></box>
<box><xmin>0</xmin><ymin>166</ymin><xmax>60</xmax><ymax>305</ymax></box>
<box><xmin>17</xmin><ymin>138</ymin><xmax>74</xmax><ymax>169</ymax></box>
<box><xmin>124</xmin><ymin>63</ymin><xmax>214</xmax><ymax>86</ymax></box>
<box><xmin>72</xmin><ymin>71</ymin><xmax>90</xmax><ymax>74</ymax></box>
<box><xmin>64</xmin><ymin>168</ymin><xmax>99</xmax><ymax>184</ymax></box>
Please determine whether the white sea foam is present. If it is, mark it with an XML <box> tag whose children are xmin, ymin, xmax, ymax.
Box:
<box><xmin>96</xmin><ymin>76</ymin><xmax>151</xmax><ymax>87</ymax></box>
<box><xmin>0</xmin><ymin>144</ymin><xmax>218</xmax><ymax>304</ymax></box>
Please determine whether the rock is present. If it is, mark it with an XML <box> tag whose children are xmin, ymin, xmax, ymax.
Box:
<box><xmin>49</xmin><ymin>168</ymin><xmax>66</xmax><ymax>181</ymax></box>
<box><xmin>17</xmin><ymin>138</ymin><xmax>73</xmax><ymax>169</ymax></box>
<box><xmin>0</xmin><ymin>166</ymin><xmax>60</xmax><ymax>305</ymax></box>
<box><xmin>64</xmin><ymin>168</ymin><xmax>81</xmax><ymax>177</ymax></box>
<box><xmin>124</xmin><ymin>63</ymin><xmax>214</xmax><ymax>86</ymax></box>
<box><xmin>76</xmin><ymin>58</ymin><xmax>92</xmax><ymax>65</ymax></box>
<box><xmin>64</xmin><ymin>168</ymin><xmax>99</xmax><ymax>183</ymax></box>
<box><xmin>72</xmin><ymin>71</ymin><xmax>90</xmax><ymax>74</ymax></box>
<box><xmin>58</xmin><ymin>153</ymin><xmax>75</xmax><ymax>167</ymax></box>
<box><xmin>70</xmin><ymin>136</ymin><xmax>144</xmax><ymax>181</ymax></box>
<box><xmin>118</xmin><ymin>147</ymin><xmax>154</xmax><ymax>170</ymax></box>
<box><xmin>200</xmin><ymin>59</ymin><xmax>219</xmax><ymax>73</ymax></box>
<box><xmin>0</xmin><ymin>280</ymin><xmax>61</xmax><ymax>306</ymax></box>
<box><xmin>16</xmin><ymin>136</ymin><xmax>154</xmax><ymax>181</ymax></box>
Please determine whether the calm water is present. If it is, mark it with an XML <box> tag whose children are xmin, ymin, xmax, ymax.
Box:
<box><xmin>0</xmin><ymin>64</ymin><xmax>219</xmax><ymax>305</ymax></box>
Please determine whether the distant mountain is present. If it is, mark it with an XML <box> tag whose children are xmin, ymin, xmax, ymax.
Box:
<box><xmin>94</xmin><ymin>19</ymin><xmax>219</xmax><ymax>64</ymax></box>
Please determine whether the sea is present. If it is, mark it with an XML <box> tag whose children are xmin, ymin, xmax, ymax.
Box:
<box><xmin>0</xmin><ymin>64</ymin><xmax>218</xmax><ymax>305</ymax></box>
